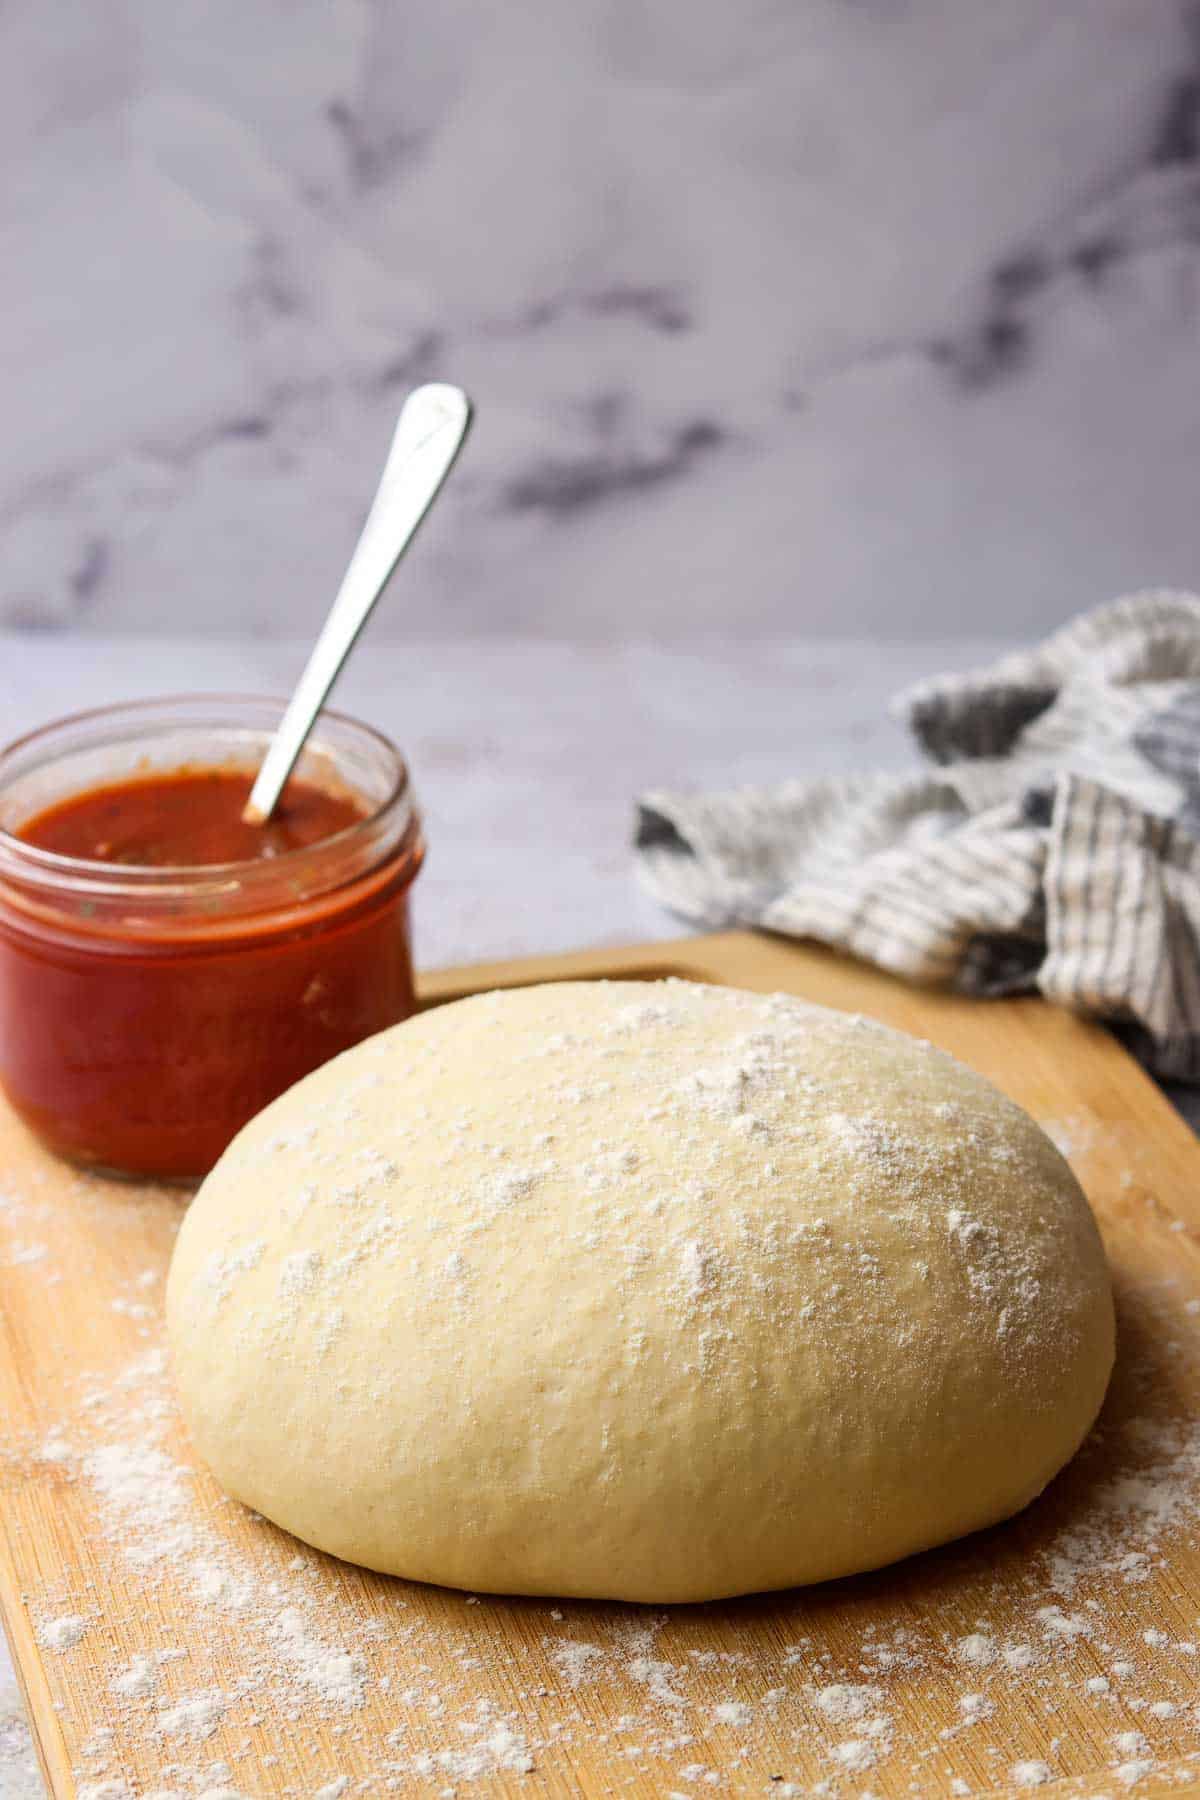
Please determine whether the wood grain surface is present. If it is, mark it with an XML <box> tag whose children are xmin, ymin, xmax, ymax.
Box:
<box><xmin>2</xmin><ymin>930</ymin><xmax>1200</xmax><ymax>1799</ymax></box>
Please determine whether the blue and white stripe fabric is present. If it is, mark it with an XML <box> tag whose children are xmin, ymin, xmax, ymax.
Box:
<box><xmin>636</xmin><ymin>591</ymin><xmax>1200</xmax><ymax>1081</ymax></box>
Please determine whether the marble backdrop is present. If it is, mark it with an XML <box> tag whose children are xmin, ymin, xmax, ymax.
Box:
<box><xmin>3</xmin><ymin>0</ymin><xmax>1200</xmax><ymax>640</ymax></box>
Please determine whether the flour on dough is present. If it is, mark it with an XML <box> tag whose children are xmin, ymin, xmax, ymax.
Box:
<box><xmin>167</xmin><ymin>981</ymin><xmax>1114</xmax><ymax>1603</ymax></box>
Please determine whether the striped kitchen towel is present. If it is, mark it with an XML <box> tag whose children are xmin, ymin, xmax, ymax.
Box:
<box><xmin>635</xmin><ymin>590</ymin><xmax>1200</xmax><ymax>1082</ymax></box>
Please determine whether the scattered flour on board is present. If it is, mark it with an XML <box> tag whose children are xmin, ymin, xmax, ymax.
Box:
<box><xmin>811</xmin><ymin>1682</ymin><xmax>884</xmax><ymax>1722</ymax></box>
<box><xmin>11</xmin><ymin>1279</ymin><xmax>1200</xmax><ymax>1792</ymax></box>
<box><xmin>399</xmin><ymin>1714</ymin><xmax>535</xmax><ymax>1781</ymax></box>
<box><xmin>36</xmin><ymin>1615</ymin><xmax>88</xmax><ymax>1653</ymax></box>
<box><xmin>3</xmin><ymin>990</ymin><xmax>1200</xmax><ymax>1793</ymax></box>
<box><xmin>155</xmin><ymin>1690</ymin><xmax>228</xmax><ymax>1742</ymax></box>
<box><xmin>1011</xmin><ymin>1759</ymin><xmax>1054</xmax><ymax>1787</ymax></box>
<box><xmin>954</xmin><ymin>1631</ymin><xmax>997</xmax><ymax>1668</ymax></box>
<box><xmin>711</xmin><ymin>1700</ymin><xmax>752</xmax><ymax>1727</ymax></box>
<box><xmin>269</xmin><ymin>1607</ymin><xmax>366</xmax><ymax>1709</ymax></box>
<box><xmin>110</xmin><ymin>1656</ymin><xmax>157</xmax><ymax>1700</ymax></box>
<box><xmin>550</xmin><ymin>1641</ymin><xmax>604</xmax><ymax>1687</ymax></box>
<box><xmin>1038</xmin><ymin>1112</ymin><xmax>1109</xmax><ymax>1160</ymax></box>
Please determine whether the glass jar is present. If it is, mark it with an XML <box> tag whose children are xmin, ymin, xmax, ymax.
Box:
<box><xmin>0</xmin><ymin>696</ymin><xmax>424</xmax><ymax>1182</ymax></box>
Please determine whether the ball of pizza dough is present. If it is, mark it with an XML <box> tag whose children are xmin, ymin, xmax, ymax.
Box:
<box><xmin>167</xmin><ymin>980</ymin><xmax>1113</xmax><ymax>1602</ymax></box>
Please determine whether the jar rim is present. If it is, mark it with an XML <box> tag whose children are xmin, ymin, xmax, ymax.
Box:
<box><xmin>0</xmin><ymin>694</ymin><xmax>418</xmax><ymax>905</ymax></box>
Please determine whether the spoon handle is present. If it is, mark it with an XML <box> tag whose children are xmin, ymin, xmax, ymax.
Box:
<box><xmin>244</xmin><ymin>383</ymin><xmax>473</xmax><ymax>824</ymax></box>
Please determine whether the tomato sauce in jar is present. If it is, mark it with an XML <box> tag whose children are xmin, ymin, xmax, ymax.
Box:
<box><xmin>20</xmin><ymin>767</ymin><xmax>370</xmax><ymax>867</ymax></box>
<box><xmin>0</xmin><ymin>699</ymin><xmax>424</xmax><ymax>1181</ymax></box>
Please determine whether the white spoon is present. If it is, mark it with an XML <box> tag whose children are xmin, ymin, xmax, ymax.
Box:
<box><xmin>243</xmin><ymin>382</ymin><xmax>473</xmax><ymax>825</ymax></box>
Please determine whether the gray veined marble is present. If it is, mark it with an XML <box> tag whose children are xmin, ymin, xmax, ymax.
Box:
<box><xmin>3</xmin><ymin>0</ymin><xmax>1200</xmax><ymax>641</ymax></box>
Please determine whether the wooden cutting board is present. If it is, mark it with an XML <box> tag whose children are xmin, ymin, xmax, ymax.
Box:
<box><xmin>3</xmin><ymin>929</ymin><xmax>1200</xmax><ymax>1800</ymax></box>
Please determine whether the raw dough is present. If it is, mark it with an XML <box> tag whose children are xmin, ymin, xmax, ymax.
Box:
<box><xmin>167</xmin><ymin>981</ymin><xmax>1114</xmax><ymax>1603</ymax></box>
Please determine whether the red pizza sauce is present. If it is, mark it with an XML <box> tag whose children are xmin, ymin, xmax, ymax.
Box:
<box><xmin>0</xmin><ymin>701</ymin><xmax>423</xmax><ymax>1183</ymax></box>
<box><xmin>19</xmin><ymin>767</ymin><xmax>368</xmax><ymax>866</ymax></box>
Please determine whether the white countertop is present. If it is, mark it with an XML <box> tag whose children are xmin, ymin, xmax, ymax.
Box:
<box><xmin>0</xmin><ymin>626</ymin><xmax>1052</xmax><ymax>1794</ymax></box>
<box><xmin>0</xmin><ymin>632</ymin><xmax>1015</xmax><ymax>971</ymax></box>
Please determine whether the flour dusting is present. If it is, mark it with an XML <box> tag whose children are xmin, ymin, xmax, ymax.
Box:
<box><xmin>2</xmin><ymin>982</ymin><xmax>1200</xmax><ymax>1795</ymax></box>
